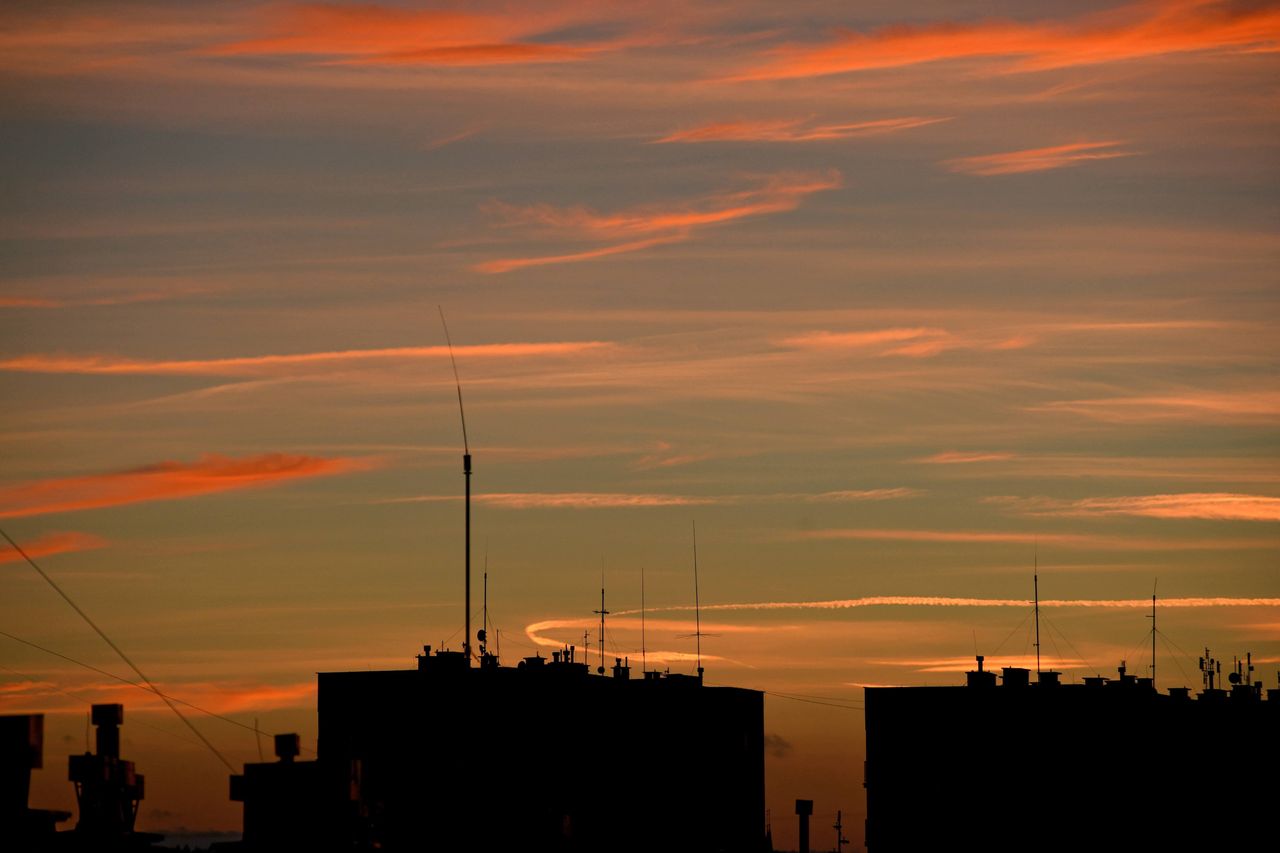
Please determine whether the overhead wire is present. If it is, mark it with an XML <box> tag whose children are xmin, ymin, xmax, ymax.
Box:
<box><xmin>1</xmin><ymin>527</ymin><xmax>236</xmax><ymax>772</ymax></box>
<box><xmin>0</xmin><ymin>628</ymin><xmax>316</xmax><ymax>754</ymax></box>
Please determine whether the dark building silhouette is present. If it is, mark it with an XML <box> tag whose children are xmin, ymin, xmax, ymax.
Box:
<box><xmin>66</xmin><ymin>703</ymin><xmax>163</xmax><ymax>851</ymax></box>
<box><xmin>227</xmin><ymin>645</ymin><xmax>765</xmax><ymax>852</ymax></box>
<box><xmin>1</xmin><ymin>704</ymin><xmax>162</xmax><ymax>853</ymax></box>
<box><xmin>863</xmin><ymin>657</ymin><xmax>1280</xmax><ymax>852</ymax></box>
<box><xmin>229</xmin><ymin>733</ymin><xmax>357</xmax><ymax>852</ymax></box>
<box><xmin>1</xmin><ymin>713</ymin><xmax>70</xmax><ymax>852</ymax></box>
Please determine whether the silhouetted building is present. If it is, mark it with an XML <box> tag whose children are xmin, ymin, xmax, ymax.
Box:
<box><xmin>67</xmin><ymin>704</ymin><xmax>163</xmax><ymax>851</ymax></box>
<box><xmin>863</xmin><ymin>657</ymin><xmax>1280</xmax><ymax>852</ymax></box>
<box><xmin>229</xmin><ymin>733</ymin><xmax>358</xmax><ymax>852</ymax></box>
<box><xmin>2</xmin><ymin>704</ymin><xmax>163</xmax><ymax>853</ymax></box>
<box><xmin>1</xmin><ymin>713</ymin><xmax>70</xmax><ymax>852</ymax></box>
<box><xmin>289</xmin><ymin>646</ymin><xmax>765</xmax><ymax>852</ymax></box>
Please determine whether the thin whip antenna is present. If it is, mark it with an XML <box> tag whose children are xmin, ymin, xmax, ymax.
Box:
<box><xmin>641</xmin><ymin>566</ymin><xmax>647</xmax><ymax>674</ymax></box>
<box><xmin>438</xmin><ymin>305</ymin><xmax>472</xmax><ymax>664</ymax></box>
<box><xmin>0</xmin><ymin>527</ymin><xmax>235</xmax><ymax>772</ymax></box>
<box><xmin>593</xmin><ymin>562</ymin><xmax>609</xmax><ymax>675</ymax></box>
<box><xmin>1149</xmin><ymin>578</ymin><xmax>1158</xmax><ymax>689</ymax></box>
<box><xmin>1033</xmin><ymin>541</ymin><xmax>1041</xmax><ymax>675</ymax></box>
<box><xmin>693</xmin><ymin>520</ymin><xmax>703</xmax><ymax>680</ymax></box>
<box><xmin>438</xmin><ymin>305</ymin><xmax>468</xmax><ymax>454</ymax></box>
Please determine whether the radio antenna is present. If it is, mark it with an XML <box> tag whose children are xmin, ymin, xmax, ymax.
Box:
<box><xmin>1033</xmin><ymin>539</ymin><xmax>1041</xmax><ymax>675</ymax></box>
<box><xmin>438</xmin><ymin>306</ymin><xmax>472</xmax><ymax>664</ymax></box>
<box><xmin>641</xmin><ymin>566</ymin><xmax>647</xmax><ymax>674</ymax></box>
<box><xmin>693</xmin><ymin>521</ymin><xmax>703</xmax><ymax>681</ymax></box>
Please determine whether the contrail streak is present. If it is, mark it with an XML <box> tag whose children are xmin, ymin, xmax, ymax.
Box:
<box><xmin>613</xmin><ymin>596</ymin><xmax>1280</xmax><ymax>615</ymax></box>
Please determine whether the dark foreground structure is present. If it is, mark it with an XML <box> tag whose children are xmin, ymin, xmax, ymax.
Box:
<box><xmin>2</xmin><ymin>704</ymin><xmax>163</xmax><ymax>853</ymax></box>
<box><xmin>864</xmin><ymin>657</ymin><xmax>1280</xmax><ymax>852</ymax></box>
<box><xmin>232</xmin><ymin>646</ymin><xmax>766</xmax><ymax>853</ymax></box>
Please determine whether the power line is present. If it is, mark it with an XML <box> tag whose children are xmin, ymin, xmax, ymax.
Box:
<box><xmin>0</xmin><ymin>627</ymin><xmax>314</xmax><ymax>754</ymax></box>
<box><xmin>1</xmin><ymin>527</ymin><xmax>235</xmax><ymax>771</ymax></box>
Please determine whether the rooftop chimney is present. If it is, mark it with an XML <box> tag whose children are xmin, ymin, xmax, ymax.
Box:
<box><xmin>274</xmin><ymin>734</ymin><xmax>300</xmax><ymax>763</ymax></box>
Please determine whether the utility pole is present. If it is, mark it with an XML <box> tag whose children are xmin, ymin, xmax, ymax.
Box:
<box><xmin>834</xmin><ymin>809</ymin><xmax>849</xmax><ymax>853</ymax></box>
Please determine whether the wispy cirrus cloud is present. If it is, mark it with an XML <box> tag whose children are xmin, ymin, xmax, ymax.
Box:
<box><xmin>916</xmin><ymin>451</ymin><xmax>1016</xmax><ymax>464</ymax></box>
<box><xmin>794</xmin><ymin>528</ymin><xmax>1279</xmax><ymax>550</ymax></box>
<box><xmin>654</xmin><ymin>116</ymin><xmax>948</xmax><ymax>144</ymax></box>
<box><xmin>620</xmin><ymin>595</ymin><xmax>1280</xmax><ymax>616</ymax></box>
<box><xmin>991</xmin><ymin>492</ymin><xmax>1280</xmax><ymax>522</ymax></box>
<box><xmin>382</xmin><ymin>488</ymin><xmax>920</xmax><ymax>509</ymax></box>
<box><xmin>475</xmin><ymin>170</ymin><xmax>841</xmax><ymax>273</ymax></box>
<box><xmin>872</xmin><ymin>654</ymin><xmax>1085</xmax><ymax>673</ymax></box>
<box><xmin>729</xmin><ymin>0</ymin><xmax>1280</xmax><ymax>81</ymax></box>
<box><xmin>0</xmin><ymin>677</ymin><xmax>316</xmax><ymax>715</ymax></box>
<box><xmin>209</xmin><ymin>3</ymin><xmax>609</xmax><ymax>67</ymax></box>
<box><xmin>0</xmin><ymin>531</ymin><xmax>108</xmax><ymax>564</ymax></box>
<box><xmin>0</xmin><ymin>454</ymin><xmax>367</xmax><ymax>519</ymax></box>
<box><xmin>1034</xmin><ymin>390</ymin><xmax>1280</xmax><ymax>423</ymax></box>
<box><xmin>778</xmin><ymin>327</ymin><xmax>1033</xmax><ymax>357</ymax></box>
<box><xmin>945</xmin><ymin>141</ymin><xmax>1137</xmax><ymax>176</ymax></box>
<box><xmin>0</xmin><ymin>341</ymin><xmax>610</xmax><ymax>377</ymax></box>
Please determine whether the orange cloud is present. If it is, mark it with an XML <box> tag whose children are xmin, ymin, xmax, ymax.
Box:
<box><xmin>999</xmin><ymin>492</ymin><xmax>1280</xmax><ymax>522</ymax></box>
<box><xmin>873</xmin><ymin>655</ymin><xmax>1085</xmax><ymax>673</ymax></box>
<box><xmin>211</xmin><ymin>3</ymin><xmax>602</xmax><ymax>67</ymax></box>
<box><xmin>475</xmin><ymin>235</ymin><xmax>686</xmax><ymax>275</ymax></box>
<box><xmin>779</xmin><ymin>327</ymin><xmax>944</xmax><ymax>349</ymax></box>
<box><xmin>1</xmin><ymin>678</ymin><xmax>317</xmax><ymax>716</ymax></box>
<box><xmin>795</xmin><ymin>528</ymin><xmax>1278</xmax><ymax>550</ymax></box>
<box><xmin>0</xmin><ymin>454</ymin><xmax>366</xmax><ymax>519</ymax></box>
<box><xmin>945</xmin><ymin>141</ymin><xmax>1136</xmax><ymax>176</ymax></box>
<box><xmin>730</xmin><ymin>0</ymin><xmax>1280</xmax><ymax>81</ymax></box>
<box><xmin>0</xmin><ymin>530</ymin><xmax>107</xmax><ymax>564</ymax></box>
<box><xmin>1034</xmin><ymin>390</ymin><xmax>1280</xmax><ymax>423</ymax></box>
<box><xmin>0</xmin><ymin>341</ymin><xmax>610</xmax><ymax>377</ymax></box>
<box><xmin>624</xmin><ymin>595</ymin><xmax>1280</xmax><ymax>616</ymax></box>
<box><xmin>476</xmin><ymin>170</ymin><xmax>841</xmax><ymax>273</ymax></box>
<box><xmin>383</xmin><ymin>489</ymin><xmax>919</xmax><ymax>509</ymax></box>
<box><xmin>481</xmin><ymin>492</ymin><xmax>712</xmax><ymax>509</ymax></box>
<box><xmin>916</xmin><ymin>451</ymin><xmax>1016</xmax><ymax>464</ymax></box>
<box><xmin>778</xmin><ymin>327</ymin><xmax>1034</xmax><ymax>357</ymax></box>
<box><xmin>655</xmin><ymin>116</ymin><xmax>948</xmax><ymax>144</ymax></box>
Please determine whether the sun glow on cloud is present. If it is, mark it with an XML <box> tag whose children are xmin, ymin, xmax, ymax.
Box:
<box><xmin>993</xmin><ymin>492</ymin><xmax>1280</xmax><ymax>522</ymax></box>
<box><xmin>0</xmin><ymin>531</ymin><xmax>108</xmax><ymax>563</ymax></box>
<box><xmin>945</xmin><ymin>141</ymin><xmax>1136</xmax><ymax>176</ymax></box>
<box><xmin>620</xmin><ymin>595</ymin><xmax>1280</xmax><ymax>616</ymax></box>
<box><xmin>729</xmin><ymin>0</ymin><xmax>1280</xmax><ymax>81</ymax></box>
<box><xmin>655</xmin><ymin>116</ymin><xmax>948</xmax><ymax>144</ymax></box>
<box><xmin>476</xmin><ymin>170</ymin><xmax>841</xmax><ymax>272</ymax></box>
<box><xmin>0</xmin><ymin>454</ymin><xmax>366</xmax><ymax>519</ymax></box>
<box><xmin>0</xmin><ymin>342</ymin><xmax>610</xmax><ymax>377</ymax></box>
<box><xmin>210</xmin><ymin>3</ymin><xmax>610</xmax><ymax>67</ymax></box>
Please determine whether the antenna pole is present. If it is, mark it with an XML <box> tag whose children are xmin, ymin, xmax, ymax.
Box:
<box><xmin>593</xmin><ymin>568</ymin><xmax>609</xmax><ymax>675</ymax></box>
<box><xmin>1033</xmin><ymin>571</ymin><xmax>1041</xmax><ymax>675</ymax></box>
<box><xmin>1149</xmin><ymin>581</ymin><xmax>1157</xmax><ymax>690</ymax></box>
<box><xmin>693</xmin><ymin>521</ymin><xmax>703</xmax><ymax>681</ymax></box>
<box><xmin>438</xmin><ymin>306</ymin><xmax>472</xmax><ymax>666</ymax></box>
<box><xmin>641</xmin><ymin>566</ymin><xmax>647</xmax><ymax>674</ymax></box>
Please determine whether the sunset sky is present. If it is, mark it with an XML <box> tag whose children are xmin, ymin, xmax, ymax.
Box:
<box><xmin>1</xmin><ymin>1</ymin><xmax>1278</xmax><ymax>847</ymax></box>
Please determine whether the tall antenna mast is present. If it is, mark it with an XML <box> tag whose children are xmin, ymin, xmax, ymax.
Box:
<box><xmin>593</xmin><ymin>566</ymin><xmax>609</xmax><ymax>675</ymax></box>
<box><xmin>1033</xmin><ymin>546</ymin><xmax>1041</xmax><ymax>675</ymax></box>
<box><xmin>1148</xmin><ymin>579</ymin><xmax>1157</xmax><ymax>689</ymax></box>
<box><xmin>438</xmin><ymin>306</ymin><xmax>472</xmax><ymax>665</ymax></box>
<box><xmin>641</xmin><ymin>566</ymin><xmax>647</xmax><ymax>674</ymax></box>
<box><xmin>480</xmin><ymin>567</ymin><xmax>488</xmax><ymax>659</ymax></box>
<box><xmin>693</xmin><ymin>520</ymin><xmax>703</xmax><ymax>681</ymax></box>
